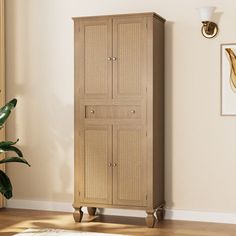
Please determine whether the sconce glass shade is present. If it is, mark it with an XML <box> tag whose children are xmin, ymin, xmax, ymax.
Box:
<box><xmin>197</xmin><ymin>6</ymin><xmax>218</xmax><ymax>39</ymax></box>
<box><xmin>198</xmin><ymin>6</ymin><xmax>216</xmax><ymax>21</ymax></box>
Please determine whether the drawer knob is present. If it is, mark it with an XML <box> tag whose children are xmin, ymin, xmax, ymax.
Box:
<box><xmin>130</xmin><ymin>110</ymin><xmax>136</xmax><ymax>114</ymax></box>
<box><xmin>112</xmin><ymin>57</ymin><xmax>117</xmax><ymax>61</ymax></box>
<box><xmin>107</xmin><ymin>57</ymin><xmax>112</xmax><ymax>61</ymax></box>
<box><xmin>108</xmin><ymin>163</ymin><xmax>112</xmax><ymax>167</ymax></box>
<box><xmin>90</xmin><ymin>109</ymin><xmax>95</xmax><ymax>114</ymax></box>
<box><xmin>113</xmin><ymin>163</ymin><xmax>117</xmax><ymax>167</ymax></box>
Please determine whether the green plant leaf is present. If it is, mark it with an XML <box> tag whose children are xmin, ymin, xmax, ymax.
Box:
<box><xmin>0</xmin><ymin>157</ymin><xmax>30</xmax><ymax>166</ymax></box>
<box><xmin>0</xmin><ymin>146</ymin><xmax>23</xmax><ymax>157</ymax></box>
<box><xmin>0</xmin><ymin>139</ymin><xmax>19</xmax><ymax>148</ymax></box>
<box><xmin>0</xmin><ymin>98</ymin><xmax>17</xmax><ymax>128</ymax></box>
<box><xmin>0</xmin><ymin>170</ymin><xmax>12</xmax><ymax>199</ymax></box>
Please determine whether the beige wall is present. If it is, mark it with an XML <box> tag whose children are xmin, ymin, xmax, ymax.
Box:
<box><xmin>5</xmin><ymin>0</ymin><xmax>236</xmax><ymax>213</ymax></box>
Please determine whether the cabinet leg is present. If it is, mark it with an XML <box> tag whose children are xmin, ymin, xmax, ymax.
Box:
<box><xmin>73</xmin><ymin>207</ymin><xmax>83</xmax><ymax>222</ymax></box>
<box><xmin>146</xmin><ymin>210</ymin><xmax>156</xmax><ymax>228</ymax></box>
<box><xmin>156</xmin><ymin>205</ymin><xmax>165</xmax><ymax>222</ymax></box>
<box><xmin>87</xmin><ymin>207</ymin><xmax>97</xmax><ymax>216</ymax></box>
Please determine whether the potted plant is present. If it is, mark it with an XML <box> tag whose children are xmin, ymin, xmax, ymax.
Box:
<box><xmin>0</xmin><ymin>98</ymin><xmax>30</xmax><ymax>199</ymax></box>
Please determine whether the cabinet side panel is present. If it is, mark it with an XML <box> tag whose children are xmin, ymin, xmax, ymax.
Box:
<box><xmin>153</xmin><ymin>17</ymin><xmax>165</xmax><ymax>208</ymax></box>
<box><xmin>74</xmin><ymin>20</ymin><xmax>80</xmax><ymax>206</ymax></box>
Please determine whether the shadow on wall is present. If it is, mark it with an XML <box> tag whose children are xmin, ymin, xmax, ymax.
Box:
<box><xmin>165</xmin><ymin>21</ymin><xmax>174</xmax><ymax>209</ymax></box>
<box><xmin>47</xmin><ymin>95</ymin><xmax>74</xmax><ymax>202</ymax></box>
<box><xmin>5</xmin><ymin>0</ymin><xmax>74</xmax><ymax>202</ymax></box>
<box><xmin>9</xmin><ymin>93</ymin><xmax>74</xmax><ymax>202</ymax></box>
<box><xmin>25</xmin><ymin>94</ymin><xmax>74</xmax><ymax>202</ymax></box>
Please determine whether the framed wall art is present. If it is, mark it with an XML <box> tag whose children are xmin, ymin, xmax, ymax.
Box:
<box><xmin>221</xmin><ymin>43</ymin><xmax>236</xmax><ymax>115</ymax></box>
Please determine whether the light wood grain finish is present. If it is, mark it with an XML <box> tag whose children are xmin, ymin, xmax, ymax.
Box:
<box><xmin>82</xmin><ymin>125</ymin><xmax>112</xmax><ymax>204</ymax></box>
<box><xmin>145</xmin><ymin>15</ymin><xmax>165</xmax><ymax>213</ymax></box>
<box><xmin>85</xmin><ymin>105</ymin><xmax>141</xmax><ymax>119</ymax></box>
<box><xmin>73</xmin><ymin>12</ymin><xmax>165</xmax><ymax>22</ymax></box>
<box><xmin>0</xmin><ymin>0</ymin><xmax>5</xmax><ymax>208</ymax></box>
<box><xmin>152</xmin><ymin>17</ymin><xmax>165</xmax><ymax>208</ymax></box>
<box><xmin>2</xmin><ymin>209</ymin><xmax>236</xmax><ymax>236</ymax></box>
<box><xmin>73</xmin><ymin>207</ymin><xmax>83</xmax><ymax>222</ymax></box>
<box><xmin>73</xmin><ymin>202</ymin><xmax>146</xmax><ymax>210</ymax></box>
<box><xmin>113</xmin><ymin>125</ymin><xmax>146</xmax><ymax>207</ymax></box>
<box><xmin>113</xmin><ymin>17</ymin><xmax>146</xmax><ymax>98</ymax></box>
<box><xmin>145</xmin><ymin>210</ymin><xmax>156</xmax><ymax>228</ymax></box>
<box><xmin>77</xmin><ymin>19</ymin><xmax>112</xmax><ymax>99</ymax></box>
<box><xmin>74</xmin><ymin>12</ymin><xmax>165</xmax><ymax>227</ymax></box>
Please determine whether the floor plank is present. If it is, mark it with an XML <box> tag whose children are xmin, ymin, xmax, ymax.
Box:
<box><xmin>0</xmin><ymin>208</ymin><xmax>236</xmax><ymax>236</ymax></box>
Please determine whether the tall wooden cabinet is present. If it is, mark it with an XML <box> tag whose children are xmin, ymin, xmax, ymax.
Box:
<box><xmin>73</xmin><ymin>12</ymin><xmax>165</xmax><ymax>227</ymax></box>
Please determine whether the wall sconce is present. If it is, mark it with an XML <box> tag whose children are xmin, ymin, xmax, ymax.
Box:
<box><xmin>198</xmin><ymin>6</ymin><xmax>218</xmax><ymax>39</ymax></box>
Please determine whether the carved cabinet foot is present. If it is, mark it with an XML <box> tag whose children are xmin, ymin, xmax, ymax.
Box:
<box><xmin>73</xmin><ymin>207</ymin><xmax>83</xmax><ymax>222</ymax></box>
<box><xmin>146</xmin><ymin>210</ymin><xmax>156</xmax><ymax>228</ymax></box>
<box><xmin>87</xmin><ymin>207</ymin><xmax>97</xmax><ymax>216</ymax></box>
<box><xmin>156</xmin><ymin>206</ymin><xmax>165</xmax><ymax>222</ymax></box>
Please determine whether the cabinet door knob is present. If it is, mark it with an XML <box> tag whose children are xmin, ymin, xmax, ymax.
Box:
<box><xmin>130</xmin><ymin>110</ymin><xmax>136</xmax><ymax>114</ymax></box>
<box><xmin>108</xmin><ymin>163</ymin><xmax>112</xmax><ymax>167</ymax></box>
<box><xmin>107</xmin><ymin>57</ymin><xmax>112</xmax><ymax>61</ymax></box>
<box><xmin>113</xmin><ymin>163</ymin><xmax>117</xmax><ymax>167</ymax></box>
<box><xmin>112</xmin><ymin>57</ymin><xmax>117</xmax><ymax>61</ymax></box>
<box><xmin>90</xmin><ymin>109</ymin><xmax>95</xmax><ymax>114</ymax></box>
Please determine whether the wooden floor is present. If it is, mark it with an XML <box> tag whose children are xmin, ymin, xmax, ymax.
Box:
<box><xmin>0</xmin><ymin>208</ymin><xmax>236</xmax><ymax>236</ymax></box>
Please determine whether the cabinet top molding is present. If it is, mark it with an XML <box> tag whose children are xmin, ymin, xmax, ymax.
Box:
<box><xmin>72</xmin><ymin>12</ymin><xmax>166</xmax><ymax>23</ymax></box>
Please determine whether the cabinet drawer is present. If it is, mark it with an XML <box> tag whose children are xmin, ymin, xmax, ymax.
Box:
<box><xmin>85</xmin><ymin>105</ymin><xmax>141</xmax><ymax>119</ymax></box>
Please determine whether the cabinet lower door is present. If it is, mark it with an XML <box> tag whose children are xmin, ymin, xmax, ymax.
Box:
<box><xmin>80</xmin><ymin>125</ymin><xmax>112</xmax><ymax>204</ymax></box>
<box><xmin>113</xmin><ymin>125</ymin><xmax>147</xmax><ymax>206</ymax></box>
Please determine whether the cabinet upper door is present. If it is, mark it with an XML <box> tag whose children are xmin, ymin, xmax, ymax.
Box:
<box><xmin>112</xmin><ymin>17</ymin><xmax>147</xmax><ymax>99</ymax></box>
<box><xmin>76</xmin><ymin>19</ymin><xmax>112</xmax><ymax>99</ymax></box>
<box><xmin>80</xmin><ymin>125</ymin><xmax>113</xmax><ymax>204</ymax></box>
<box><xmin>112</xmin><ymin>125</ymin><xmax>147</xmax><ymax>207</ymax></box>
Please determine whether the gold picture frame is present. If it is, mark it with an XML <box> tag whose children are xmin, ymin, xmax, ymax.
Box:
<box><xmin>221</xmin><ymin>43</ymin><xmax>236</xmax><ymax>115</ymax></box>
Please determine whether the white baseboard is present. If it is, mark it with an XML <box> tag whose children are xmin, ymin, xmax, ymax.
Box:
<box><xmin>165</xmin><ymin>209</ymin><xmax>236</xmax><ymax>224</ymax></box>
<box><xmin>7</xmin><ymin>199</ymin><xmax>74</xmax><ymax>213</ymax></box>
<box><xmin>6</xmin><ymin>199</ymin><xmax>236</xmax><ymax>224</ymax></box>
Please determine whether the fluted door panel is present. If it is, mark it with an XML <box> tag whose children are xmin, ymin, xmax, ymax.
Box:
<box><xmin>113</xmin><ymin>125</ymin><xmax>146</xmax><ymax>206</ymax></box>
<box><xmin>81</xmin><ymin>125</ymin><xmax>112</xmax><ymax>204</ymax></box>
<box><xmin>78</xmin><ymin>19</ymin><xmax>112</xmax><ymax>98</ymax></box>
<box><xmin>113</xmin><ymin>17</ymin><xmax>146</xmax><ymax>98</ymax></box>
